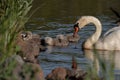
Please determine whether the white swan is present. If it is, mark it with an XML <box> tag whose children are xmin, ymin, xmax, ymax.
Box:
<box><xmin>75</xmin><ymin>16</ymin><xmax>120</xmax><ymax>50</ymax></box>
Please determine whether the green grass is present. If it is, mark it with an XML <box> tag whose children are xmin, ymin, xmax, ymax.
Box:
<box><xmin>0</xmin><ymin>0</ymin><xmax>33</xmax><ymax>79</ymax></box>
<box><xmin>0</xmin><ymin>0</ymin><xmax>32</xmax><ymax>62</ymax></box>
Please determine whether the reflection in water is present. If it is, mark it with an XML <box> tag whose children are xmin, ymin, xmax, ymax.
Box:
<box><xmin>39</xmin><ymin>44</ymin><xmax>87</xmax><ymax>76</ymax></box>
<box><xmin>84</xmin><ymin>50</ymin><xmax>120</xmax><ymax>79</ymax></box>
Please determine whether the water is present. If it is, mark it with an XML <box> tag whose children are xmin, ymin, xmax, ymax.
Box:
<box><xmin>26</xmin><ymin>0</ymin><xmax>120</xmax><ymax>78</ymax></box>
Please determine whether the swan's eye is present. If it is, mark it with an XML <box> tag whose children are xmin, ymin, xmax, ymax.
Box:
<box><xmin>74</xmin><ymin>23</ymin><xmax>79</xmax><ymax>31</ymax></box>
<box><xmin>74</xmin><ymin>23</ymin><xmax>79</xmax><ymax>28</ymax></box>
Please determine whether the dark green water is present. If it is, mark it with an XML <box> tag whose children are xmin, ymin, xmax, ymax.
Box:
<box><xmin>26</xmin><ymin>0</ymin><xmax>120</xmax><ymax>78</ymax></box>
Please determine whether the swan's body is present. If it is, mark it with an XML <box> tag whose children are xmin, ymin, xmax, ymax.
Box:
<box><xmin>103</xmin><ymin>26</ymin><xmax>120</xmax><ymax>37</ymax></box>
<box><xmin>75</xmin><ymin>16</ymin><xmax>120</xmax><ymax>50</ymax></box>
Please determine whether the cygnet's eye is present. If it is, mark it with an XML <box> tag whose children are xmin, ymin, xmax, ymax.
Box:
<box><xmin>21</xmin><ymin>33</ymin><xmax>27</xmax><ymax>38</ymax></box>
<box><xmin>21</xmin><ymin>32</ymin><xmax>28</xmax><ymax>40</ymax></box>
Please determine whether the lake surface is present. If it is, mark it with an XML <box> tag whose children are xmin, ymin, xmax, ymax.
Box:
<box><xmin>26</xmin><ymin>0</ymin><xmax>120</xmax><ymax>78</ymax></box>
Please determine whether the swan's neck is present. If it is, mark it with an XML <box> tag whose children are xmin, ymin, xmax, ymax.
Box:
<box><xmin>84</xmin><ymin>18</ymin><xmax>102</xmax><ymax>49</ymax></box>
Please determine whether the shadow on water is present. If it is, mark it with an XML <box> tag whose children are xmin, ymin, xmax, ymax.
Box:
<box><xmin>26</xmin><ymin>0</ymin><xmax>120</xmax><ymax>78</ymax></box>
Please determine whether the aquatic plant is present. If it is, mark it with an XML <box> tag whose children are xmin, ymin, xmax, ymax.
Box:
<box><xmin>0</xmin><ymin>0</ymin><xmax>32</xmax><ymax>69</ymax></box>
<box><xmin>0</xmin><ymin>0</ymin><xmax>33</xmax><ymax>62</ymax></box>
<box><xmin>0</xmin><ymin>0</ymin><xmax>37</xmax><ymax>79</ymax></box>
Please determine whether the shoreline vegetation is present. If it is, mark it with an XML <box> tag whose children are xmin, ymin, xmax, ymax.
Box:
<box><xmin>0</xmin><ymin>0</ymin><xmax>44</xmax><ymax>80</ymax></box>
<box><xmin>0</xmin><ymin>0</ymin><xmax>33</xmax><ymax>62</ymax></box>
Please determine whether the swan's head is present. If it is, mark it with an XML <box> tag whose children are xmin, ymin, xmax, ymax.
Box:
<box><xmin>75</xmin><ymin>16</ymin><xmax>100</xmax><ymax>29</ymax></box>
<box><xmin>45</xmin><ymin>37</ymin><xmax>54</xmax><ymax>46</ymax></box>
<box><xmin>73</xmin><ymin>23</ymin><xmax>79</xmax><ymax>37</ymax></box>
<box><xmin>75</xmin><ymin>16</ymin><xmax>91</xmax><ymax>29</ymax></box>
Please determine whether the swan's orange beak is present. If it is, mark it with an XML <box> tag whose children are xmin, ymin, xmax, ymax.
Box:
<box><xmin>74</xmin><ymin>27</ymin><xmax>79</xmax><ymax>33</ymax></box>
<box><xmin>73</xmin><ymin>23</ymin><xmax>79</xmax><ymax>37</ymax></box>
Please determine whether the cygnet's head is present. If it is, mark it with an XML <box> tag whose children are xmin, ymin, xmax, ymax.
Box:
<box><xmin>56</xmin><ymin>34</ymin><xmax>65</xmax><ymax>40</ymax></box>
<box><xmin>45</xmin><ymin>37</ymin><xmax>54</xmax><ymax>46</ymax></box>
<box><xmin>56</xmin><ymin>34</ymin><xmax>65</xmax><ymax>43</ymax></box>
<box><xmin>20</xmin><ymin>31</ymin><xmax>32</xmax><ymax>41</ymax></box>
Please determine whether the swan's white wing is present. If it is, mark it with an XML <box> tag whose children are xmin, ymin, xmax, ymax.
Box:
<box><xmin>96</xmin><ymin>27</ymin><xmax>120</xmax><ymax>50</ymax></box>
<box><xmin>102</xmin><ymin>29</ymin><xmax>120</xmax><ymax>50</ymax></box>
<box><xmin>103</xmin><ymin>26</ymin><xmax>120</xmax><ymax>37</ymax></box>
